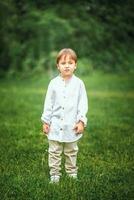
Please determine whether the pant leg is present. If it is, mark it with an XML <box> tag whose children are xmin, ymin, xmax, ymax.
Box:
<box><xmin>64</xmin><ymin>141</ymin><xmax>79</xmax><ymax>175</ymax></box>
<box><xmin>48</xmin><ymin>140</ymin><xmax>63</xmax><ymax>177</ymax></box>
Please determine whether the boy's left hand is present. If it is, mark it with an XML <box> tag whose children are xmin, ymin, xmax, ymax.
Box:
<box><xmin>73</xmin><ymin>121</ymin><xmax>84</xmax><ymax>134</ymax></box>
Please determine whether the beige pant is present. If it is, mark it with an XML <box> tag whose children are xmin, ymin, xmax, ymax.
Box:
<box><xmin>48</xmin><ymin>140</ymin><xmax>79</xmax><ymax>177</ymax></box>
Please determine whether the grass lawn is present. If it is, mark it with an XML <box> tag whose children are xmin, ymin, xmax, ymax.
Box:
<box><xmin>0</xmin><ymin>72</ymin><xmax>134</xmax><ymax>200</ymax></box>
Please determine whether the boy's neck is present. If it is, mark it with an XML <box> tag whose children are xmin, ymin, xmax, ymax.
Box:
<box><xmin>60</xmin><ymin>73</ymin><xmax>74</xmax><ymax>81</ymax></box>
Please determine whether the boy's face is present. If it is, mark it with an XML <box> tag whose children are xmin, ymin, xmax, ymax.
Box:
<box><xmin>57</xmin><ymin>54</ymin><xmax>77</xmax><ymax>79</ymax></box>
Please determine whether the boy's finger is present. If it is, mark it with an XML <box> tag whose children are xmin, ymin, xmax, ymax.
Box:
<box><xmin>73</xmin><ymin>125</ymin><xmax>77</xmax><ymax>130</ymax></box>
<box><xmin>75</xmin><ymin>129</ymin><xmax>80</xmax><ymax>134</ymax></box>
<box><xmin>76</xmin><ymin>130</ymin><xmax>82</xmax><ymax>134</ymax></box>
<box><xmin>44</xmin><ymin>130</ymin><xmax>48</xmax><ymax>135</ymax></box>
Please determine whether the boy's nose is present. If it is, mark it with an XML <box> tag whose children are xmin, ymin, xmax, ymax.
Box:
<box><xmin>65</xmin><ymin>64</ymin><xmax>69</xmax><ymax>68</ymax></box>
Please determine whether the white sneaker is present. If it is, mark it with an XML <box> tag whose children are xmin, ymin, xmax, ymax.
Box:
<box><xmin>68</xmin><ymin>174</ymin><xmax>77</xmax><ymax>179</ymax></box>
<box><xmin>49</xmin><ymin>175</ymin><xmax>60</xmax><ymax>184</ymax></box>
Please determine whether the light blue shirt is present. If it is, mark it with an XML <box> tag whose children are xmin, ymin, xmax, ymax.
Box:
<box><xmin>41</xmin><ymin>74</ymin><xmax>88</xmax><ymax>142</ymax></box>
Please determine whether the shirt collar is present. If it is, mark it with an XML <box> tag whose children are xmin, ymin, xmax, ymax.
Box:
<box><xmin>58</xmin><ymin>73</ymin><xmax>75</xmax><ymax>83</ymax></box>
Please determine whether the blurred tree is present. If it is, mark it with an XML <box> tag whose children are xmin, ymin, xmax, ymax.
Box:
<box><xmin>0</xmin><ymin>0</ymin><xmax>133</xmax><ymax>75</ymax></box>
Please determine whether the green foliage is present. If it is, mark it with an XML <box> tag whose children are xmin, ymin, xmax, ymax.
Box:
<box><xmin>0</xmin><ymin>1</ymin><xmax>133</xmax><ymax>76</ymax></box>
<box><xmin>76</xmin><ymin>58</ymin><xmax>93</xmax><ymax>76</ymax></box>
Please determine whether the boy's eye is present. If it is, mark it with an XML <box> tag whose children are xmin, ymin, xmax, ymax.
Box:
<box><xmin>60</xmin><ymin>61</ymin><xmax>73</xmax><ymax>65</ymax></box>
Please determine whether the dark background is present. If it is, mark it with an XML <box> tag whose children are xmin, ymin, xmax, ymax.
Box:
<box><xmin>0</xmin><ymin>0</ymin><xmax>134</xmax><ymax>77</ymax></box>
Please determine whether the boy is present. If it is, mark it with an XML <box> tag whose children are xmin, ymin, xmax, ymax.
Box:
<box><xmin>41</xmin><ymin>48</ymin><xmax>88</xmax><ymax>183</ymax></box>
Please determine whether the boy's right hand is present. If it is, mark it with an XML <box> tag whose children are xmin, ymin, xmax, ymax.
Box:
<box><xmin>43</xmin><ymin>123</ymin><xmax>50</xmax><ymax>134</ymax></box>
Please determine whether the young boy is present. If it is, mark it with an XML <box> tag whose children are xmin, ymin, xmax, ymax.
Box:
<box><xmin>41</xmin><ymin>48</ymin><xmax>88</xmax><ymax>183</ymax></box>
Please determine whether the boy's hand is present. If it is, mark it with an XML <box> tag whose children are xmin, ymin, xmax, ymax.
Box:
<box><xmin>73</xmin><ymin>121</ymin><xmax>84</xmax><ymax>134</ymax></box>
<box><xmin>43</xmin><ymin>123</ymin><xmax>50</xmax><ymax>135</ymax></box>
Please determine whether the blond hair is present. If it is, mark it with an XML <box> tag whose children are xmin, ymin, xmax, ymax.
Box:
<box><xmin>56</xmin><ymin>48</ymin><xmax>77</xmax><ymax>64</ymax></box>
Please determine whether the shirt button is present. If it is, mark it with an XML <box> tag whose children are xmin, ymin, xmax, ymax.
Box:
<box><xmin>60</xmin><ymin>128</ymin><xmax>63</xmax><ymax>131</ymax></box>
<box><xmin>62</xmin><ymin>107</ymin><xmax>64</xmax><ymax>110</ymax></box>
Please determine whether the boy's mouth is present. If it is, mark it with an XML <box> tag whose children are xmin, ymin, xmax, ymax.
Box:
<box><xmin>64</xmin><ymin>69</ymin><xmax>70</xmax><ymax>72</ymax></box>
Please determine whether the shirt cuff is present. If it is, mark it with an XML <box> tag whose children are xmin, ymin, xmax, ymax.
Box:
<box><xmin>41</xmin><ymin>116</ymin><xmax>51</xmax><ymax>125</ymax></box>
<box><xmin>77</xmin><ymin>115</ymin><xmax>87</xmax><ymax>127</ymax></box>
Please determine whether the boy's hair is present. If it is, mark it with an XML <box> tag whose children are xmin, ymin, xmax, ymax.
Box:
<box><xmin>56</xmin><ymin>48</ymin><xmax>77</xmax><ymax>64</ymax></box>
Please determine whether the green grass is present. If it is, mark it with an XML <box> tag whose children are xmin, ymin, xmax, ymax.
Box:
<box><xmin>0</xmin><ymin>72</ymin><xmax>134</xmax><ymax>200</ymax></box>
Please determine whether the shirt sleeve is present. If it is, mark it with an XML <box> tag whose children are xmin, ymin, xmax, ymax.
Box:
<box><xmin>76</xmin><ymin>80</ymin><xmax>88</xmax><ymax>127</ymax></box>
<box><xmin>41</xmin><ymin>81</ymin><xmax>54</xmax><ymax>125</ymax></box>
